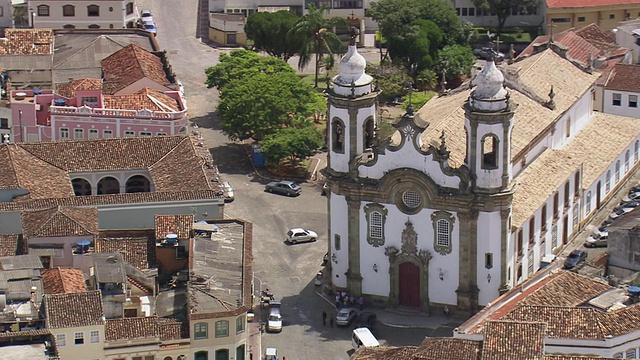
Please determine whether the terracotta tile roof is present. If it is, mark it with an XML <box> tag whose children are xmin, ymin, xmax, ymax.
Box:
<box><xmin>481</xmin><ymin>320</ymin><xmax>545</xmax><ymax>360</ymax></box>
<box><xmin>44</xmin><ymin>290</ymin><xmax>104</xmax><ymax>329</ymax></box>
<box><xmin>546</xmin><ymin>357</ymin><xmax>619</xmax><ymax>360</ymax></box>
<box><xmin>42</xmin><ymin>268</ymin><xmax>87</xmax><ymax>294</ymax></box>
<box><xmin>598</xmin><ymin>303</ymin><xmax>640</xmax><ymax>337</ymax></box>
<box><xmin>0</xmin><ymin>234</ymin><xmax>23</xmax><ymax>256</ymax></box>
<box><xmin>351</xmin><ymin>346</ymin><xmax>418</xmax><ymax>360</ymax></box>
<box><xmin>0</xmin><ymin>329</ymin><xmax>51</xmax><ymax>338</ymax></box>
<box><xmin>416</xmin><ymin>50</ymin><xmax>599</xmax><ymax>168</ymax></box>
<box><xmin>575</xmin><ymin>23</ymin><xmax>616</xmax><ymax>46</ymax></box>
<box><xmin>158</xmin><ymin>318</ymin><xmax>189</xmax><ymax>340</ymax></box>
<box><xmin>0</xmin><ymin>29</ymin><xmax>53</xmax><ymax>55</ymax></box>
<box><xmin>547</xmin><ymin>0</ymin><xmax>640</xmax><ymax>7</ymax></box>
<box><xmin>512</xmin><ymin>112</ymin><xmax>640</xmax><ymax>228</ymax></box>
<box><xmin>155</xmin><ymin>214</ymin><xmax>193</xmax><ymax>239</ymax></box>
<box><xmin>604</xmin><ymin>63</ymin><xmax>640</xmax><ymax>92</ymax></box>
<box><xmin>520</xmin><ymin>271</ymin><xmax>611</xmax><ymax>307</ymax></box>
<box><xmin>105</xmin><ymin>316</ymin><xmax>159</xmax><ymax>342</ymax></box>
<box><xmin>101</xmin><ymin>44</ymin><xmax>169</xmax><ymax>95</ymax></box>
<box><xmin>95</xmin><ymin>237</ymin><xmax>154</xmax><ymax>270</ymax></box>
<box><xmin>0</xmin><ymin>190</ymin><xmax>222</xmax><ymax>212</ymax></box>
<box><xmin>414</xmin><ymin>338</ymin><xmax>482</xmax><ymax>359</ymax></box>
<box><xmin>504</xmin><ymin>306</ymin><xmax>603</xmax><ymax>339</ymax></box>
<box><xmin>21</xmin><ymin>206</ymin><xmax>98</xmax><ymax>237</ymax></box>
<box><xmin>103</xmin><ymin>87</ymin><xmax>181</xmax><ymax>112</ymax></box>
<box><xmin>55</xmin><ymin>78</ymin><xmax>103</xmax><ymax>99</ymax></box>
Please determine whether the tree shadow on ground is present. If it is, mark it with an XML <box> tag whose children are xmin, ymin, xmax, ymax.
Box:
<box><xmin>189</xmin><ymin>111</ymin><xmax>222</xmax><ymax>131</ymax></box>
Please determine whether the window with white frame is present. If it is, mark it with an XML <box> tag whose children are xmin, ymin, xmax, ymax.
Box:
<box><xmin>74</xmin><ymin>128</ymin><xmax>84</xmax><ymax>139</ymax></box>
<box><xmin>635</xmin><ymin>141</ymin><xmax>639</xmax><ymax>163</ymax></box>
<box><xmin>364</xmin><ymin>203</ymin><xmax>387</xmax><ymax>247</ymax></box>
<box><xmin>626</xmin><ymin>150</ymin><xmax>630</xmax><ymax>172</ymax></box>
<box><xmin>140</xmin><ymin>131</ymin><xmax>152</xmax><ymax>136</ymax></box>
<box><xmin>236</xmin><ymin>315</ymin><xmax>245</xmax><ymax>333</ymax></box>
<box><xmin>527</xmin><ymin>250</ymin><xmax>534</xmax><ymax>275</ymax></box>
<box><xmin>60</xmin><ymin>128</ymin><xmax>69</xmax><ymax>139</ymax></box>
<box><xmin>157</xmin><ymin>132</ymin><xmax>167</xmax><ymax>136</ymax></box>
<box><xmin>437</xmin><ymin>220</ymin><xmax>450</xmax><ymax>247</ymax></box>
<box><xmin>194</xmin><ymin>322</ymin><xmax>208</xmax><ymax>339</ymax></box>
<box><xmin>402</xmin><ymin>189</ymin><xmax>421</xmax><ymax>209</ymax></box>
<box><xmin>103</xmin><ymin>129</ymin><xmax>113</xmax><ymax>138</ymax></box>
<box><xmin>606</xmin><ymin>170</ymin><xmax>611</xmax><ymax>193</ymax></box>
<box><xmin>615</xmin><ymin>160</ymin><xmax>621</xmax><ymax>183</ymax></box>
<box><xmin>586</xmin><ymin>191</ymin><xmax>592</xmax><ymax>213</ymax></box>
<box><xmin>573</xmin><ymin>202</ymin><xmax>579</xmax><ymax>229</ymax></box>
<box><xmin>431</xmin><ymin>210</ymin><xmax>455</xmax><ymax>255</ymax></box>
<box><xmin>56</xmin><ymin>333</ymin><xmax>66</xmax><ymax>347</ymax></box>
<box><xmin>626</xmin><ymin>348</ymin><xmax>636</xmax><ymax>358</ymax></box>
<box><xmin>89</xmin><ymin>129</ymin><xmax>98</xmax><ymax>138</ymax></box>
<box><xmin>551</xmin><ymin>224</ymin><xmax>558</xmax><ymax>249</ymax></box>
<box><xmin>90</xmin><ymin>330</ymin><xmax>99</xmax><ymax>343</ymax></box>
<box><xmin>124</xmin><ymin>130</ymin><xmax>135</xmax><ymax>137</ymax></box>
<box><xmin>81</xmin><ymin>97</ymin><xmax>98</xmax><ymax>106</ymax></box>
<box><xmin>630</xmin><ymin>94</ymin><xmax>638</xmax><ymax>108</ymax></box>
<box><xmin>74</xmin><ymin>331</ymin><xmax>84</xmax><ymax>345</ymax></box>
<box><xmin>613</xmin><ymin>93</ymin><xmax>622</xmax><ymax>106</ymax></box>
<box><xmin>215</xmin><ymin>320</ymin><xmax>229</xmax><ymax>338</ymax></box>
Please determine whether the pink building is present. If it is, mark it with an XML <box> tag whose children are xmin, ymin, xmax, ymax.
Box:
<box><xmin>9</xmin><ymin>44</ymin><xmax>188</xmax><ymax>143</ymax></box>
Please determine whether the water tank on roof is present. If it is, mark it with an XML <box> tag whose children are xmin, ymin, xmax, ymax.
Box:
<box><xmin>14</xmin><ymin>92</ymin><xmax>26</xmax><ymax>100</ymax></box>
<box><xmin>53</xmin><ymin>98</ymin><xmax>66</xmax><ymax>106</ymax></box>
<box><xmin>77</xmin><ymin>240</ymin><xmax>91</xmax><ymax>254</ymax></box>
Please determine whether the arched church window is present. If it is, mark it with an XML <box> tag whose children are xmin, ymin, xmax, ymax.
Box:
<box><xmin>586</xmin><ymin>191</ymin><xmax>592</xmax><ymax>213</ymax></box>
<box><xmin>332</xmin><ymin>118</ymin><xmax>345</xmax><ymax>154</ymax></box>
<box><xmin>481</xmin><ymin>134</ymin><xmax>499</xmax><ymax>169</ymax></box>
<box><xmin>615</xmin><ymin>160</ymin><xmax>621</xmax><ymax>183</ymax></box>
<box><xmin>431</xmin><ymin>211</ymin><xmax>455</xmax><ymax>256</ymax></box>
<box><xmin>125</xmin><ymin>175</ymin><xmax>150</xmax><ymax>193</ymax></box>
<box><xmin>402</xmin><ymin>190</ymin><xmax>421</xmax><ymax>209</ymax></box>
<box><xmin>635</xmin><ymin>141</ymin><xmax>639</xmax><ymax>163</ymax></box>
<box><xmin>625</xmin><ymin>150</ymin><xmax>630</xmax><ymax>173</ymax></box>
<box><xmin>605</xmin><ymin>170</ymin><xmax>611</xmax><ymax>193</ymax></box>
<box><xmin>364</xmin><ymin>203</ymin><xmax>387</xmax><ymax>247</ymax></box>
<box><xmin>71</xmin><ymin>178</ymin><xmax>91</xmax><ymax>196</ymax></box>
<box><xmin>363</xmin><ymin>117</ymin><xmax>374</xmax><ymax>150</ymax></box>
<box><xmin>97</xmin><ymin>176</ymin><xmax>120</xmax><ymax>195</ymax></box>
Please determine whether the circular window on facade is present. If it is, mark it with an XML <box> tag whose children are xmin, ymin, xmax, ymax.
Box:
<box><xmin>402</xmin><ymin>189</ymin><xmax>421</xmax><ymax>209</ymax></box>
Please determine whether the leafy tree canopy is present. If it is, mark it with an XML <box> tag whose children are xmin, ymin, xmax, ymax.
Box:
<box><xmin>437</xmin><ymin>44</ymin><xmax>476</xmax><ymax>87</ymax></box>
<box><xmin>387</xmin><ymin>19</ymin><xmax>442</xmax><ymax>77</ymax></box>
<box><xmin>368</xmin><ymin>0</ymin><xmax>465</xmax><ymax>47</ymax></box>
<box><xmin>217</xmin><ymin>70</ymin><xmax>325</xmax><ymax>141</ymax></box>
<box><xmin>244</xmin><ymin>10</ymin><xmax>302</xmax><ymax>61</ymax></box>
<box><xmin>205</xmin><ymin>49</ymin><xmax>294</xmax><ymax>90</ymax></box>
<box><xmin>261</xmin><ymin>126</ymin><xmax>324</xmax><ymax>164</ymax></box>
<box><xmin>473</xmin><ymin>0</ymin><xmax>541</xmax><ymax>36</ymax></box>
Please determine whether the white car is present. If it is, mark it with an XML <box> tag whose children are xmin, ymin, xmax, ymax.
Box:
<box><xmin>265</xmin><ymin>348</ymin><xmax>278</xmax><ymax>360</ymax></box>
<box><xmin>267</xmin><ymin>313</ymin><xmax>282</xmax><ymax>332</ymax></box>
<box><xmin>584</xmin><ymin>234</ymin><xmax>607</xmax><ymax>248</ymax></box>
<box><xmin>286</xmin><ymin>228</ymin><xmax>318</xmax><ymax>244</ymax></box>
<box><xmin>220</xmin><ymin>181</ymin><xmax>234</xmax><ymax>202</ymax></box>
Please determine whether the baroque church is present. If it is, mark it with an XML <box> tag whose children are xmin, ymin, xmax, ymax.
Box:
<box><xmin>323</xmin><ymin>29</ymin><xmax>640</xmax><ymax>313</ymax></box>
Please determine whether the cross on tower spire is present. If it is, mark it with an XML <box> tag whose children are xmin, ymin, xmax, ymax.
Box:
<box><xmin>547</xmin><ymin>21</ymin><xmax>557</xmax><ymax>46</ymax></box>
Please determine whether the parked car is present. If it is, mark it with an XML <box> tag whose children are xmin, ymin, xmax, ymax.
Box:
<box><xmin>265</xmin><ymin>180</ymin><xmax>301</xmax><ymax>196</ymax></box>
<box><xmin>609</xmin><ymin>201</ymin><xmax>639</xmax><ymax>219</ymax></box>
<box><xmin>265</xmin><ymin>347</ymin><xmax>278</xmax><ymax>360</ymax></box>
<box><xmin>564</xmin><ymin>250</ymin><xmax>587</xmax><ymax>269</ymax></box>
<box><xmin>622</xmin><ymin>191</ymin><xmax>640</xmax><ymax>204</ymax></box>
<box><xmin>584</xmin><ymin>233</ymin><xmax>608</xmax><ymax>248</ymax></box>
<box><xmin>267</xmin><ymin>313</ymin><xmax>282</xmax><ymax>332</ymax></box>
<box><xmin>143</xmin><ymin>22</ymin><xmax>157</xmax><ymax>35</ymax></box>
<box><xmin>140</xmin><ymin>9</ymin><xmax>153</xmax><ymax>19</ymax></box>
<box><xmin>591</xmin><ymin>225</ymin><xmax>609</xmax><ymax>239</ymax></box>
<box><xmin>220</xmin><ymin>181</ymin><xmax>234</xmax><ymax>202</ymax></box>
<box><xmin>286</xmin><ymin>228</ymin><xmax>318</xmax><ymax>244</ymax></box>
<box><xmin>314</xmin><ymin>270</ymin><xmax>324</xmax><ymax>286</ymax></box>
<box><xmin>336</xmin><ymin>308</ymin><xmax>358</xmax><ymax>326</ymax></box>
<box><xmin>353</xmin><ymin>311</ymin><xmax>377</xmax><ymax>330</ymax></box>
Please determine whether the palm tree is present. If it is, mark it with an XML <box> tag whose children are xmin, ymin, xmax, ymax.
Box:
<box><xmin>288</xmin><ymin>4</ymin><xmax>344</xmax><ymax>88</ymax></box>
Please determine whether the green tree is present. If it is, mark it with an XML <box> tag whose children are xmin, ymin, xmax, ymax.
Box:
<box><xmin>244</xmin><ymin>11</ymin><xmax>302</xmax><ymax>61</ymax></box>
<box><xmin>261</xmin><ymin>126</ymin><xmax>324</xmax><ymax>164</ymax></box>
<box><xmin>217</xmin><ymin>70</ymin><xmax>325</xmax><ymax>141</ymax></box>
<box><xmin>288</xmin><ymin>4</ymin><xmax>344</xmax><ymax>88</ymax></box>
<box><xmin>473</xmin><ymin>0</ymin><xmax>542</xmax><ymax>36</ymax></box>
<box><xmin>437</xmin><ymin>44</ymin><xmax>475</xmax><ymax>88</ymax></box>
<box><xmin>387</xmin><ymin>19</ymin><xmax>442</xmax><ymax>81</ymax></box>
<box><xmin>205</xmin><ymin>49</ymin><xmax>294</xmax><ymax>90</ymax></box>
<box><xmin>368</xmin><ymin>0</ymin><xmax>465</xmax><ymax>47</ymax></box>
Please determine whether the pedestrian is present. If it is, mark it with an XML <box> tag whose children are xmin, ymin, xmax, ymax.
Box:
<box><xmin>358</xmin><ymin>296</ymin><xmax>364</xmax><ymax>310</ymax></box>
<box><xmin>330</xmin><ymin>317</ymin><xmax>334</xmax><ymax>328</ymax></box>
<box><xmin>343</xmin><ymin>296</ymin><xmax>349</xmax><ymax>307</ymax></box>
<box><xmin>322</xmin><ymin>310</ymin><xmax>327</xmax><ymax>326</ymax></box>
<box><xmin>335</xmin><ymin>293</ymin><xmax>341</xmax><ymax>308</ymax></box>
<box><xmin>443</xmin><ymin>305</ymin><xmax>450</xmax><ymax>318</ymax></box>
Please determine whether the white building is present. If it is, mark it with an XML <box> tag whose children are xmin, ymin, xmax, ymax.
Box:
<box><xmin>602</xmin><ymin>63</ymin><xmax>640</xmax><ymax>118</ymax></box>
<box><xmin>616</xmin><ymin>18</ymin><xmax>640</xmax><ymax>64</ymax></box>
<box><xmin>324</xmin><ymin>30</ymin><xmax>640</xmax><ymax>314</ymax></box>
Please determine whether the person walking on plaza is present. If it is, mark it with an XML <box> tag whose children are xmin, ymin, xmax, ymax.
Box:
<box><xmin>358</xmin><ymin>296</ymin><xmax>364</xmax><ymax>310</ymax></box>
<box><xmin>335</xmin><ymin>293</ymin><xmax>341</xmax><ymax>308</ymax></box>
<box><xmin>322</xmin><ymin>310</ymin><xmax>327</xmax><ymax>326</ymax></box>
<box><xmin>443</xmin><ymin>305</ymin><xmax>450</xmax><ymax>318</ymax></box>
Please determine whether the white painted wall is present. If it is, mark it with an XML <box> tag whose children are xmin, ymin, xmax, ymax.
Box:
<box><xmin>616</xmin><ymin>26</ymin><xmax>640</xmax><ymax>64</ymax></box>
<box><xmin>476</xmin><ymin>211</ymin><xmax>502</xmax><ymax>306</ymax></box>
<box><xmin>328</xmin><ymin>102</ymin><xmax>377</xmax><ymax>174</ymax></box>
<box><xmin>329</xmin><ymin>193</ymin><xmax>348</xmax><ymax>289</ymax></box>
<box><xmin>603</xmin><ymin>89</ymin><xmax>640</xmax><ymax>118</ymax></box>
<box><xmin>470</xmin><ymin>121</ymin><xmax>513</xmax><ymax>189</ymax></box>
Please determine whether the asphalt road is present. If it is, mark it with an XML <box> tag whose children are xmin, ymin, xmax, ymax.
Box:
<box><xmin>135</xmin><ymin>1</ymin><xmax>431</xmax><ymax>358</ymax></box>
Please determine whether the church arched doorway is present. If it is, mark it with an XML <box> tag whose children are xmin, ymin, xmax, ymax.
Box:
<box><xmin>399</xmin><ymin>262</ymin><xmax>420</xmax><ymax>308</ymax></box>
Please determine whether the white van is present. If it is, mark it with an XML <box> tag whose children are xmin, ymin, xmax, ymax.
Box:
<box><xmin>351</xmin><ymin>327</ymin><xmax>380</xmax><ymax>349</ymax></box>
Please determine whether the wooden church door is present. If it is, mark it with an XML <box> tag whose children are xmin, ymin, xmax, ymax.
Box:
<box><xmin>399</xmin><ymin>262</ymin><xmax>420</xmax><ymax>308</ymax></box>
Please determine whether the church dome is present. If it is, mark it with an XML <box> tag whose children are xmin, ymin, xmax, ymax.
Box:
<box><xmin>470</xmin><ymin>59</ymin><xmax>509</xmax><ymax>112</ymax></box>
<box><xmin>338</xmin><ymin>45</ymin><xmax>366</xmax><ymax>82</ymax></box>
<box><xmin>332</xmin><ymin>27</ymin><xmax>373</xmax><ymax>97</ymax></box>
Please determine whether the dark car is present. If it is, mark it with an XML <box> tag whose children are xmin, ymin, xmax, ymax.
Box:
<box><xmin>353</xmin><ymin>311</ymin><xmax>377</xmax><ymax>330</ymax></box>
<box><xmin>265</xmin><ymin>180</ymin><xmax>301</xmax><ymax>197</ymax></box>
<box><xmin>564</xmin><ymin>250</ymin><xmax>587</xmax><ymax>269</ymax></box>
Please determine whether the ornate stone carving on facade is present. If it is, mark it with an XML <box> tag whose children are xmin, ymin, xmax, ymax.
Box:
<box><xmin>385</xmin><ymin>245</ymin><xmax>399</xmax><ymax>259</ymax></box>
<box><xmin>418</xmin><ymin>248</ymin><xmax>432</xmax><ymax>265</ymax></box>
<box><xmin>401</xmin><ymin>219</ymin><xmax>418</xmax><ymax>255</ymax></box>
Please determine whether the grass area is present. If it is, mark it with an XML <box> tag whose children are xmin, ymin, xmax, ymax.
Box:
<box><xmin>378</xmin><ymin>120</ymin><xmax>397</xmax><ymax>141</ymax></box>
<box><xmin>401</xmin><ymin>91</ymin><xmax>435</xmax><ymax>111</ymax></box>
<box><xmin>266</xmin><ymin>157</ymin><xmax>310</xmax><ymax>179</ymax></box>
<box><xmin>300</xmin><ymin>73</ymin><xmax>331</xmax><ymax>91</ymax></box>
<box><xmin>474</xmin><ymin>26</ymin><xmax>538</xmax><ymax>44</ymax></box>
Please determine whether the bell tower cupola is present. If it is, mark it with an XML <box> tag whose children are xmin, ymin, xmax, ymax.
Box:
<box><xmin>464</xmin><ymin>55</ymin><xmax>515</xmax><ymax>192</ymax></box>
<box><xmin>326</xmin><ymin>27</ymin><xmax>379</xmax><ymax>175</ymax></box>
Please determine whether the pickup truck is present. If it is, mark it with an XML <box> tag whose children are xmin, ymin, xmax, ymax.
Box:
<box><xmin>265</xmin><ymin>180</ymin><xmax>301</xmax><ymax>197</ymax></box>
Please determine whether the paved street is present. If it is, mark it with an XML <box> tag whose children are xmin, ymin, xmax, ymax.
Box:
<box><xmin>136</xmin><ymin>1</ymin><xmax>433</xmax><ymax>359</ymax></box>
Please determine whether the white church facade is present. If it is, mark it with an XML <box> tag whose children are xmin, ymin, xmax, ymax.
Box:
<box><xmin>323</xmin><ymin>30</ymin><xmax>640</xmax><ymax>314</ymax></box>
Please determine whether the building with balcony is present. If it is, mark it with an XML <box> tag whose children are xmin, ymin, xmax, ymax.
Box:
<box><xmin>28</xmin><ymin>0</ymin><xmax>138</xmax><ymax>29</ymax></box>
